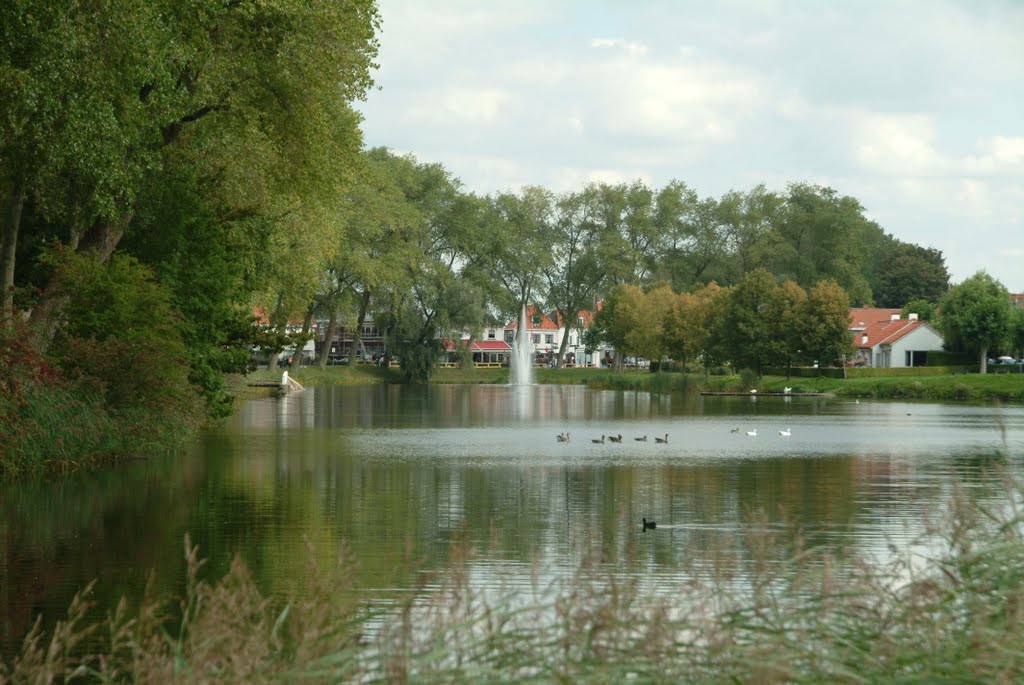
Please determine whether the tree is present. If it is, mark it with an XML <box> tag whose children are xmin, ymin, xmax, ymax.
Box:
<box><xmin>901</xmin><ymin>298</ymin><xmax>937</xmax><ymax>322</ymax></box>
<box><xmin>483</xmin><ymin>187</ymin><xmax>554</xmax><ymax>328</ymax></box>
<box><xmin>544</xmin><ymin>187</ymin><xmax>606</xmax><ymax>367</ymax></box>
<box><xmin>873</xmin><ymin>242</ymin><xmax>950</xmax><ymax>308</ymax></box>
<box><xmin>595</xmin><ymin>284</ymin><xmax>645</xmax><ymax>367</ymax></box>
<box><xmin>2</xmin><ymin>0</ymin><xmax>380</xmax><ymax>348</ymax></box>
<box><xmin>774</xmin><ymin>183</ymin><xmax>874</xmax><ymax>304</ymax></box>
<box><xmin>663</xmin><ymin>282</ymin><xmax>728</xmax><ymax>370</ymax></box>
<box><xmin>717</xmin><ymin>268</ymin><xmax>785</xmax><ymax>375</ymax></box>
<box><xmin>938</xmin><ymin>272</ymin><xmax>1012</xmax><ymax>374</ymax></box>
<box><xmin>800</xmin><ymin>279</ymin><xmax>854</xmax><ymax>371</ymax></box>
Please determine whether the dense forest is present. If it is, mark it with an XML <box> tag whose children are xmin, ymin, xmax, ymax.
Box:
<box><xmin>4</xmin><ymin>0</ymin><xmax>1017</xmax><ymax>478</ymax></box>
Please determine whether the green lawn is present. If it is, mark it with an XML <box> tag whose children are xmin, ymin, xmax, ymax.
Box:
<box><xmin>241</xmin><ymin>365</ymin><xmax>1024</xmax><ymax>403</ymax></box>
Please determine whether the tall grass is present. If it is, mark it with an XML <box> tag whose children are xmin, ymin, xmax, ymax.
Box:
<box><xmin>5</xmin><ymin>477</ymin><xmax>1024</xmax><ymax>683</ymax></box>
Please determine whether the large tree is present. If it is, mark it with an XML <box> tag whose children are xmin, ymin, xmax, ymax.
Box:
<box><xmin>2</xmin><ymin>0</ymin><xmax>379</xmax><ymax>349</ymax></box>
<box><xmin>800</xmin><ymin>279</ymin><xmax>854</xmax><ymax>370</ymax></box>
<box><xmin>938</xmin><ymin>272</ymin><xmax>1013</xmax><ymax>374</ymax></box>
<box><xmin>872</xmin><ymin>242</ymin><xmax>950</xmax><ymax>308</ymax></box>
<box><xmin>544</xmin><ymin>187</ymin><xmax>606</xmax><ymax>367</ymax></box>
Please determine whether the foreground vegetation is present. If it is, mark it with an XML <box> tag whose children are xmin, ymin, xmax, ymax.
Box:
<box><xmin>4</xmin><ymin>473</ymin><xmax>1023</xmax><ymax>684</ymax></box>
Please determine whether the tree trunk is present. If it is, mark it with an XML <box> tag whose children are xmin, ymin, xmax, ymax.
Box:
<box><xmin>290</xmin><ymin>305</ymin><xmax>315</xmax><ymax>373</ymax></box>
<box><xmin>979</xmin><ymin>346</ymin><xmax>988</xmax><ymax>374</ymax></box>
<box><xmin>318</xmin><ymin>309</ymin><xmax>339</xmax><ymax>369</ymax></box>
<box><xmin>27</xmin><ymin>211</ymin><xmax>133</xmax><ymax>351</ymax></box>
<box><xmin>348</xmin><ymin>288</ymin><xmax>371</xmax><ymax>367</ymax></box>
<box><xmin>1</xmin><ymin>184</ymin><xmax>25</xmax><ymax>321</ymax></box>
<box><xmin>555</xmin><ymin>323</ymin><xmax>574</xmax><ymax>369</ymax></box>
<box><xmin>461</xmin><ymin>331</ymin><xmax>476</xmax><ymax>369</ymax></box>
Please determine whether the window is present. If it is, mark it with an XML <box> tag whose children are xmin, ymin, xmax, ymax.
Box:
<box><xmin>545</xmin><ymin>334</ymin><xmax>554</xmax><ymax>344</ymax></box>
<box><xmin>487</xmin><ymin>329</ymin><xmax>495</xmax><ymax>340</ymax></box>
<box><xmin>577</xmin><ymin>316</ymin><xmax>584</xmax><ymax>327</ymax></box>
<box><xmin>505</xmin><ymin>330</ymin><xmax>514</xmax><ymax>343</ymax></box>
<box><xmin>532</xmin><ymin>333</ymin><xmax>540</xmax><ymax>344</ymax></box>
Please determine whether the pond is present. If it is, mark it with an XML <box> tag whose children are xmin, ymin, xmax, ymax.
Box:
<box><xmin>3</xmin><ymin>384</ymin><xmax>1023</xmax><ymax>658</ymax></box>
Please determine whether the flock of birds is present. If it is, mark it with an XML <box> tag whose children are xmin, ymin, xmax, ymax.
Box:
<box><xmin>557</xmin><ymin>427</ymin><xmax>793</xmax><ymax>443</ymax></box>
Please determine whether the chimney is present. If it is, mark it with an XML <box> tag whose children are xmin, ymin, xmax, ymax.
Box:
<box><xmin>861</xmin><ymin>335</ymin><xmax>868</xmax><ymax>345</ymax></box>
<box><xmin>908</xmin><ymin>313</ymin><xmax>918</xmax><ymax>320</ymax></box>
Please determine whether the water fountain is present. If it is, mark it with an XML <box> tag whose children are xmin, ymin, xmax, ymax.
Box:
<box><xmin>509</xmin><ymin>304</ymin><xmax>535</xmax><ymax>385</ymax></box>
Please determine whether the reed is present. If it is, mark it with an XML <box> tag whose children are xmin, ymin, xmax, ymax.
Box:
<box><xmin>4</xmin><ymin>475</ymin><xmax>1024</xmax><ymax>683</ymax></box>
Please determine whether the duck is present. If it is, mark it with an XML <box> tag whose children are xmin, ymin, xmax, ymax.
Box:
<box><xmin>591</xmin><ymin>435</ymin><xmax>605</xmax><ymax>444</ymax></box>
<box><xmin>779</xmin><ymin>428</ymin><xmax>791</xmax><ymax>437</ymax></box>
<box><xmin>608</xmin><ymin>434</ymin><xmax>623</xmax><ymax>443</ymax></box>
<box><xmin>642</xmin><ymin>517</ymin><xmax>657</xmax><ymax>531</ymax></box>
<box><xmin>556</xmin><ymin>432</ymin><xmax>570</xmax><ymax>443</ymax></box>
<box><xmin>730</xmin><ymin>427</ymin><xmax>740</xmax><ymax>433</ymax></box>
<box><xmin>746</xmin><ymin>429</ymin><xmax>757</xmax><ymax>437</ymax></box>
<box><xmin>634</xmin><ymin>435</ymin><xmax>647</xmax><ymax>442</ymax></box>
<box><xmin>654</xmin><ymin>434</ymin><xmax>669</xmax><ymax>444</ymax></box>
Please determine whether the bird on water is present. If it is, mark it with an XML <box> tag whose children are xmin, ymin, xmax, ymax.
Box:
<box><xmin>635</xmin><ymin>435</ymin><xmax>647</xmax><ymax>442</ymax></box>
<box><xmin>556</xmin><ymin>432</ymin><xmax>570</xmax><ymax>442</ymax></box>
<box><xmin>608</xmin><ymin>434</ymin><xmax>623</xmax><ymax>443</ymax></box>
<box><xmin>592</xmin><ymin>435</ymin><xmax>605</xmax><ymax>444</ymax></box>
<box><xmin>779</xmin><ymin>428</ymin><xmax>791</xmax><ymax>437</ymax></box>
<box><xmin>642</xmin><ymin>517</ymin><xmax>657</xmax><ymax>531</ymax></box>
<box><xmin>655</xmin><ymin>434</ymin><xmax>669</xmax><ymax>443</ymax></box>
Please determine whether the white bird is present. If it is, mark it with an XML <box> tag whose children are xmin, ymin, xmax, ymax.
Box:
<box><xmin>779</xmin><ymin>428</ymin><xmax>791</xmax><ymax>437</ymax></box>
<box><xmin>749</xmin><ymin>389</ymin><xmax>757</xmax><ymax>394</ymax></box>
<box><xmin>746</xmin><ymin>429</ymin><xmax>757</xmax><ymax>437</ymax></box>
<box><xmin>556</xmin><ymin>432</ymin><xmax>570</xmax><ymax>443</ymax></box>
<box><xmin>783</xmin><ymin>386</ymin><xmax>792</xmax><ymax>394</ymax></box>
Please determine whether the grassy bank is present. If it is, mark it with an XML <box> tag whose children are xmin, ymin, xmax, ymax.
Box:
<box><xmin>4</xmin><ymin>476</ymin><xmax>1023</xmax><ymax>683</ymax></box>
<box><xmin>255</xmin><ymin>365</ymin><xmax>1024</xmax><ymax>403</ymax></box>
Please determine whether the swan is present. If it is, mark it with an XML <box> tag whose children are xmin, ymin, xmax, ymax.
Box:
<box><xmin>783</xmin><ymin>386</ymin><xmax>792</xmax><ymax>394</ymax></box>
<box><xmin>556</xmin><ymin>432</ymin><xmax>570</xmax><ymax>443</ymax></box>
<box><xmin>591</xmin><ymin>435</ymin><xmax>605</xmax><ymax>444</ymax></box>
<box><xmin>642</xmin><ymin>517</ymin><xmax>657</xmax><ymax>531</ymax></box>
<box><xmin>746</xmin><ymin>429</ymin><xmax>757</xmax><ymax>437</ymax></box>
<box><xmin>749</xmin><ymin>389</ymin><xmax>757</xmax><ymax>394</ymax></box>
<box><xmin>634</xmin><ymin>435</ymin><xmax>647</xmax><ymax>442</ymax></box>
<box><xmin>654</xmin><ymin>434</ymin><xmax>669</xmax><ymax>444</ymax></box>
<box><xmin>779</xmin><ymin>428</ymin><xmax>791</xmax><ymax>437</ymax></box>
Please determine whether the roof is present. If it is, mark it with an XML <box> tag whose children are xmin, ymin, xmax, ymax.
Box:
<box><xmin>853</xmin><ymin>318</ymin><xmax>937</xmax><ymax>349</ymax></box>
<box><xmin>504</xmin><ymin>305</ymin><xmax>559</xmax><ymax>330</ymax></box>
<box><xmin>849</xmin><ymin>308</ymin><xmax>902</xmax><ymax>330</ymax></box>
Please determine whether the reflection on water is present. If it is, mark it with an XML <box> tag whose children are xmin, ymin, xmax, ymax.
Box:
<box><xmin>2</xmin><ymin>384</ymin><xmax>1022</xmax><ymax>657</ymax></box>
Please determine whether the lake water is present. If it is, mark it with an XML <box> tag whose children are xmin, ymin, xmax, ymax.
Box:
<box><xmin>3</xmin><ymin>384</ymin><xmax>1023</xmax><ymax>658</ymax></box>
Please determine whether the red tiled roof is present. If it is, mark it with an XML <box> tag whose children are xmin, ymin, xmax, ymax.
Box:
<box><xmin>849</xmin><ymin>308</ymin><xmax>901</xmax><ymax>330</ymax></box>
<box><xmin>505</xmin><ymin>305</ymin><xmax>559</xmax><ymax>330</ymax></box>
<box><xmin>853</xmin><ymin>318</ymin><xmax>933</xmax><ymax>349</ymax></box>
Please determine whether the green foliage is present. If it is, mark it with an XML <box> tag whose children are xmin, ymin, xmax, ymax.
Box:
<box><xmin>902</xmin><ymin>298</ymin><xmax>937</xmax><ymax>321</ymax></box>
<box><xmin>47</xmin><ymin>248</ymin><xmax>201</xmax><ymax>426</ymax></box>
<box><xmin>801</xmin><ymin>279</ymin><xmax>855</xmax><ymax>369</ymax></box>
<box><xmin>938</xmin><ymin>272</ymin><xmax>1012</xmax><ymax>370</ymax></box>
<box><xmin>874</xmin><ymin>242</ymin><xmax>950</xmax><ymax>308</ymax></box>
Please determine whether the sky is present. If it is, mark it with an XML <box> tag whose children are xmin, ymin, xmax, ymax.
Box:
<box><xmin>356</xmin><ymin>0</ymin><xmax>1024</xmax><ymax>293</ymax></box>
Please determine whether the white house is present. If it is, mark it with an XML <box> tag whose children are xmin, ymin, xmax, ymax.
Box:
<box><xmin>849</xmin><ymin>308</ymin><xmax>945</xmax><ymax>368</ymax></box>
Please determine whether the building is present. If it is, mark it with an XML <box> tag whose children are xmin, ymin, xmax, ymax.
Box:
<box><xmin>502</xmin><ymin>305</ymin><xmax>611</xmax><ymax>367</ymax></box>
<box><xmin>848</xmin><ymin>308</ymin><xmax>945</xmax><ymax>368</ymax></box>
